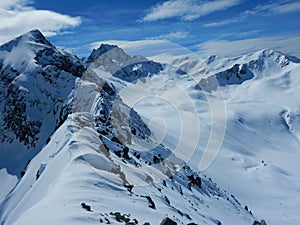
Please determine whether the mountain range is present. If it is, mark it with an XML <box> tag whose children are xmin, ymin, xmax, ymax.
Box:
<box><xmin>1</xmin><ymin>30</ymin><xmax>299</xmax><ymax>225</ymax></box>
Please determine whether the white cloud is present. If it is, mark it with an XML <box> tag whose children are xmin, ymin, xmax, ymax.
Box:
<box><xmin>269</xmin><ymin>1</ymin><xmax>300</xmax><ymax>14</ymax></box>
<box><xmin>220</xmin><ymin>30</ymin><xmax>264</xmax><ymax>38</ymax></box>
<box><xmin>246</xmin><ymin>1</ymin><xmax>300</xmax><ymax>15</ymax></box>
<box><xmin>197</xmin><ymin>34</ymin><xmax>300</xmax><ymax>58</ymax></box>
<box><xmin>202</xmin><ymin>1</ymin><xmax>300</xmax><ymax>28</ymax></box>
<box><xmin>143</xmin><ymin>0</ymin><xmax>242</xmax><ymax>22</ymax></box>
<box><xmin>0</xmin><ymin>0</ymin><xmax>81</xmax><ymax>44</ymax></box>
<box><xmin>203</xmin><ymin>17</ymin><xmax>240</xmax><ymax>27</ymax></box>
<box><xmin>151</xmin><ymin>31</ymin><xmax>189</xmax><ymax>40</ymax></box>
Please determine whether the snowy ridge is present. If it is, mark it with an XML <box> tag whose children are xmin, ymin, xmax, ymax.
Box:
<box><xmin>205</xmin><ymin>49</ymin><xmax>299</xmax><ymax>76</ymax></box>
<box><xmin>0</xmin><ymin>111</ymin><xmax>253</xmax><ymax>225</ymax></box>
<box><xmin>198</xmin><ymin>64</ymin><xmax>254</xmax><ymax>92</ymax></box>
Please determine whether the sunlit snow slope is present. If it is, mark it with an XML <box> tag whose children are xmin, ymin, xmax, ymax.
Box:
<box><xmin>125</xmin><ymin>48</ymin><xmax>300</xmax><ymax>225</ymax></box>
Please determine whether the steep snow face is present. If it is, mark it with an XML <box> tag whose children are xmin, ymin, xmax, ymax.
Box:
<box><xmin>0</xmin><ymin>115</ymin><xmax>253</xmax><ymax>225</ymax></box>
<box><xmin>86</xmin><ymin>44</ymin><xmax>131</xmax><ymax>65</ymax></box>
<box><xmin>200</xmin><ymin>70</ymin><xmax>300</xmax><ymax>225</ymax></box>
<box><xmin>0</xmin><ymin>30</ymin><xmax>85</xmax><ymax>176</ymax></box>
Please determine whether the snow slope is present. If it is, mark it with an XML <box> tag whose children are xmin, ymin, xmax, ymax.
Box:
<box><xmin>114</xmin><ymin>48</ymin><xmax>300</xmax><ymax>225</ymax></box>
<box><xmin>199</xmin><ymin>51</ymin><xmax>300</xmax><ymax>225</ymax></box>
<box><xmin>0</xmin><ymin>112</ymin><xmax>253</xmax><ymax>225</ymax></box>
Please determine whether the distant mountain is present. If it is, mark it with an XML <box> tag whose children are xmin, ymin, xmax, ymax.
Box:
<box><xmin>0</xmin><ymin>30</ymin><xmax>255</xmax><ymax>225</ymax></box>
<box><xmin>87</xmin><ymin>44</ymin><xmax>164</xmax><ymax>82</ymax></box>
<box><xmin>189</xmin><ymin>49</ymin><xmax>299</xmax><ymax>91</ymax></box>
<box><xmin>150</xmin><ymin>53</ymin><xmax>209</xmax><ymax>80</ymax></box>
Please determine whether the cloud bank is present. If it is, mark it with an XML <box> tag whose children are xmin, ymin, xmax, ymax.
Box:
<box><xmin>0</xmin><ymin>0</ymin><xmax>81</xmax><ymax>44</ymax></box>
<box><xmin>198</xmin><ymin>34</ymin><xmax>300</xmax><ymax>58</ymax></box>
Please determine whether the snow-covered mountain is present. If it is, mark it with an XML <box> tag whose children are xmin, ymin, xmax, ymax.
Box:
<box><xmin>1</xmin><ymin>30</ymin><xmax>299</xmax><ymax>225</ymax></box>
<box><xmin>143</xmin><ymin>48</ymin><xmax>300</xmax><ymax>225</ymax></box>
<box><xmin>0</xmin><ymin>30</ymin><xmax>85</xmax><ymax>176</ymax></box>
<box><xmin>0</xmin><ymin>31</ymin><xmax>257</xmax><ymax>225</ymax></box>
<box><xmin>87</xmin><ymin>44</ymin><xmax>164</xmax><ymax>82</ymax></box>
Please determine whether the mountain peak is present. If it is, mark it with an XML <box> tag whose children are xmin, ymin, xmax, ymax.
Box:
<box><xmin>19</xmin><ymin>29</ymin><xmax>53</xmax><ymax>48</ymax></box>
<box><xmin>27</xmin><ymin>29</ymin><xmax>44</xmax><ymax>38</ymax></box>
<box><xmin>258</xmin><ymin>48</ymin><xmax>286</xmax><ymax>59</ymax></box>
<box><xmin>27</xmin><ymin>29</ymin><xmax>51</xmax><ymax>45</ymax></box>
<box><xmin>251</xmin><ymin>48</ymin><xmax>300</xmax><ymax>64</ymax></box>
<box><xmin>0</xmin><ymin>29</ymin><xmax>53</xmax><ymax>52</ymax></box>
<box><xmin>99</xmin><ymin>43</ymin><xmax>118</xmax><ymax>51</ymax></box>
<box><xmin>86</xmin><ymin>44</ymin><xmax>126</xmax><ymax>64</ymax></box>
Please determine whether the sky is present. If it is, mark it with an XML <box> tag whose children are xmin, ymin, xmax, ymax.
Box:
<box><xmin>0</xmin><ymin>0</ymin><xmax>300</xmax><ymax>58</ymax></box>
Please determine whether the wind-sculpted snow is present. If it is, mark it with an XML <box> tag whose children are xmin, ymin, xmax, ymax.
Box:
<box><xmin>84</xmin><ymin>44</ymin><xmax>300</xmax><ymax>225</ymax></box>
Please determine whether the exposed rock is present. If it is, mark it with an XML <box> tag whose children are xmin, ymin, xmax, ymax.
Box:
<box><xmin>160</xmin><ymin>217</ymin><xmax>177</xmax><ymax>225</ymax></box>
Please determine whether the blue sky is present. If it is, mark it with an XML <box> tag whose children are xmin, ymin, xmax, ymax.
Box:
<box><xmin>1</xmin><ymin>0</ymin><xmax>300</xmax><ymax>58</ymax></box>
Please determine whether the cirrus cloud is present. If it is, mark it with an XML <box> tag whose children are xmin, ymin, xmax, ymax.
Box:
<box><xmin>0</xmin><ymin>0</ymin><xmax>81</xmax><ymax>44</ymax></box>
<box><xmin>143</xmin><ymin>0</ymin><xmax>242</xmax><ymax>22</ymax></box>
<box><xmin>202</xmin><ymin>1</ymin><xmax>300</xmax><ymax>28</ymax></box>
